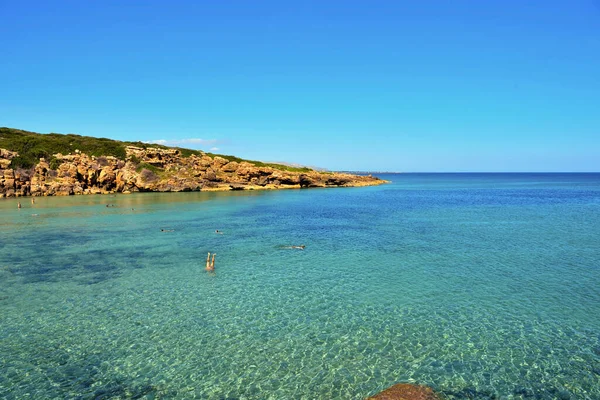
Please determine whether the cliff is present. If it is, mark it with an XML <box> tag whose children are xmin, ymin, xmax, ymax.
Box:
<box><xmin>0</xmin><ymin>129</ymin><xmax>386</xmax><ymax>197</ymax></box>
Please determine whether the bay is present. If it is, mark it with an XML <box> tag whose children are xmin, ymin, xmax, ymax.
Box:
<box><xmin>1</xmin><ymin>173</ymin><xmax>599</xmax><ymax>399</ymax></box>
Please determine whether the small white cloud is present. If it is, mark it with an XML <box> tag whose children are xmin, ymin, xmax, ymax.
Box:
<box><xmin>146</xmin><ymin>139</ymin><xmax>167</xmax><ymax>145</ymax></box>
<box><xmin>210</xmin><ymin>147</ymin><xmax>219</xmax><ymax>151</ymax></box>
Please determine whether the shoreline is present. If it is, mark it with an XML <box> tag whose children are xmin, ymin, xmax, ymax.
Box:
<box><xmin>1</xmin><ymin>144</ymin><xmax>388</xmax><ymax>198</ymax></box>
<box><xmin>1</xmin><ymin>176</ymin><xmax>389</xmax><ymax>199</ymax></box>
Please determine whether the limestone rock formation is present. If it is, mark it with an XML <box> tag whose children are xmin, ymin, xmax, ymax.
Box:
<box><xmin>0</xmin><ymin>145</ymin><xmax>387</xmax><ymax>197</ymax></box>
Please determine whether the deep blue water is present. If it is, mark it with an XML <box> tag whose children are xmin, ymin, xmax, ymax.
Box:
<box><xmin>1</xmin><ymin>173</ymin><xmax>599</xmax><ymax>399</ymax></box>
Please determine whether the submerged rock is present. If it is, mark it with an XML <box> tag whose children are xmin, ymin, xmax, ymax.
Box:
<box><xmin>367</xmin><ymin>383</ymin><xmax>442</xmax><ymax>400</ymax></box>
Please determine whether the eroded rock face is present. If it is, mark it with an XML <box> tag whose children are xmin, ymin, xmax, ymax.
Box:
<box><xmin>367</xmin><ymin>383</ymin><xmax>442</xmax><ymax>400</ymax></box>
<box><xmin>0</xmin><ymin>149</ymin><xmax>17</xmax><ymax>169</ymax></box>
<box><xmin>221</xmin><ymin>161</ymin><xmax>238</xmax><ymax>172</ymax></box>
<box><xmin>0</xmin><ymin>146</ymin><xmax>387</xmax><ymax>197</ymax></box>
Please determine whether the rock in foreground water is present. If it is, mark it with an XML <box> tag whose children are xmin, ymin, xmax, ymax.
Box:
<box><xmin>367</xmin><ymin>383</ymin><xmax>442</xmax><ymax>400</ymax></box>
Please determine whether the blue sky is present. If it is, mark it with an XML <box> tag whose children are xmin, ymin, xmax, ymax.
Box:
<box><xmin>1</xmin><ymin>1</ymin><xmax>599</xmax><ymax>172</ymax></box>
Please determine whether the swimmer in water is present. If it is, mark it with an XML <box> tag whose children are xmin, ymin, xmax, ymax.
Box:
<box><xmin>17</xmin><ymin>202</ymin><xmax>21</xmax><ymax>209</ymax></box>
<box><xmin>160</xmin><ymin>228</ymin><xmax>174</xmax><ymax>232</ymax></box>
<box><xmin>280</xmin><ymin>245</ymin><xmax>306</xmax><ymax>250</ymax></box>
<box><xmin>215</xmin><ymin>229</ymin><xmax>223</xmax><ymax>234</ymax></box>
<box><xmin>206</xmin><ymin>252</ymin><xmax>215</xmax><ymax>272</ymax></box>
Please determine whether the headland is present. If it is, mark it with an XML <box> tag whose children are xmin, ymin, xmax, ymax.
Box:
<box><xmin>0</xmin><ymin>128</ymin><xmax>387</xmax><ymax>198</ymax></box>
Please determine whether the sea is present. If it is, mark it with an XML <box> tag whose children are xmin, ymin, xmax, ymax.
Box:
<box><xmin>1</xmin><ymin>173</ymin><xmax>599</xmax><ymax>400</ymax></box>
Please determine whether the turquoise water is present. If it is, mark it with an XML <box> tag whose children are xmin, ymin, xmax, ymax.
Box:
<box><xmin>1</xmin><ymin>173</ymin><xmax>599</xmax><ymax>399</ymax></box>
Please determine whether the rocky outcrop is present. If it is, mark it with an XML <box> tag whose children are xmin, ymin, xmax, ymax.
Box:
<box><xmin>367</xmin><ymin>383</ymin><xmax>442</xmax><ymax>400</ymax></box>
<box><xmin>0</xmin><ymin>146</ymin><xmax>387</xmax><ymax>197</ymax></box>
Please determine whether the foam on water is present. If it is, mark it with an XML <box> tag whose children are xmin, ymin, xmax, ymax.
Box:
<box><xmin>1</xmin><ymin>174</ymin><xmax>599</xmax><ymax>399</ymax></box>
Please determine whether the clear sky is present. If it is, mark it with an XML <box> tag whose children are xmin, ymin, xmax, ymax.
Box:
<box><xmin>1</xmin><ymin>1</ymin><xmax>599</xmax><ymax>172</ymax></box>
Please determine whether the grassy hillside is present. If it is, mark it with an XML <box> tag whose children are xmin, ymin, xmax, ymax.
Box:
<box><xmin>0</xmin><ymin>127</ymin><xmax>311</xmax><ymax>172</ymax></box>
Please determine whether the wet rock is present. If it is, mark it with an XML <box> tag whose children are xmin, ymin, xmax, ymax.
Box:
<box><xmin>367</xmin><ymin>383</ymin><xmax>443</xmax><ymax>400</ymax></box>
<box><xmin>229</xmin><ymin>184</ymin><xmax>246</xmax><ymax>190</ymax></box>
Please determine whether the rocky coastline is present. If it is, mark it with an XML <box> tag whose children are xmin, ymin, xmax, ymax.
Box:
<box><xmin>0</xmin><ymin>146</ymin><xmax>386</xmax><ymax>198</ymax></box>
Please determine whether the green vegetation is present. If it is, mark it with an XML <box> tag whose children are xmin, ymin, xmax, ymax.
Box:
<box><xmin>135</xmin><ymin>162</ymin><xmax>163</xmax><ymax>175</ymax></box>
<box><xmin>205</xmin><ymin>152</ymin><xmax>311</xmax><ymax>172</ymax></box>
<box><xmin>173</xmin><ymin>147</ymin><xmax>203</xmax><ymax>158</ymax></box>
<box><xmin>204</xmin><ymin>152</ymin><xmax>248</xmax><ymax>164</ymax></box>
<box><xmin>49</xmin><ymin>158</ymin><xmax>64</xmax><ymax>170</ymax></box>
<box><xmin>258</xmin><ymin>162</ymin><xmax>311</xmax><ymax>173</ymax></box>
<box><xmin>0</xmin><ymin>127</ymin><xmax>313</xmax><ymax>172</ymax></box>
<box><xmin>0</xmin><ymin>128</ymin><xmax>126</xmax><ymax>168</ymax></box>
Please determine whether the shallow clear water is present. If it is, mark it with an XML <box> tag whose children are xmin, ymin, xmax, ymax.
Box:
<box><xmin>1</xmin><ymin>173</ymin><xmax>599</xmax><ymax>399</ymax></box>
